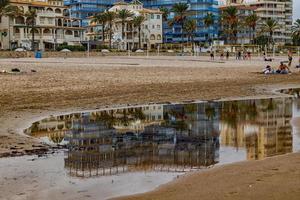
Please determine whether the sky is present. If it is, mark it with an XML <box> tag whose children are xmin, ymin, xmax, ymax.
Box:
<box><xmin>218</xmin><ymin>0</ymin><xmax>299</xmax><ymax>21</ymax></box>
<box><xmin>294</xmin><ymin>0</ymin><xmax>300</xmax><ymax>20</ymax></box>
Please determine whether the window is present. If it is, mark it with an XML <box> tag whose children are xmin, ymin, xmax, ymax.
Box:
<box><xmin>48</xmin><ymin>18</ymin><xmax>53</xmax><ymax>24</ymax></box>
<box><xmin>157</xmin><ymin>25</ymin><xmax>160</xmax><ymax>29</ymax></box>
<box><xmin>65</xmin><ymin>30</ymin><xmax>73</xmax><ymax>35</ymax></box>
<box><xmin>40</xmin><ymin>17</ymin><xmax>45</xmax><ymax>24</ymax></box>
<box><xmin>157</xmin><ymin>15</ymin><xmax>160</xmax><ymax>19</ymax></box>
<box><xmin>151</xmin><ymin>14</ymin><xmax>154</xmax><ymax>19</ymax></box>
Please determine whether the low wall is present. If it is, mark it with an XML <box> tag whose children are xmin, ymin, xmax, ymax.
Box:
<box><xmin>0</xmin><ymin>51</ymin><xmax>187</xmax><ymax>58</ymax></box>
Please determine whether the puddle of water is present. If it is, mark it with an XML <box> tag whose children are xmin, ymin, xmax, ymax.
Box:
<box><xmin>20</xmin><ymin>95</ymin><xmax>300</xmax><ymax>199</ymax></box>
<box><xmin>25</xmin><ymin>97</ymin><xmax>300</xmax><ymax>172</ymax></box>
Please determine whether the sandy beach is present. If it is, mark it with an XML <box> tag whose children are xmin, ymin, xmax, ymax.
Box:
<box><xmin>0</xmin><ymin>55</ymin><xmax>300</xmax><ymax>199</ymax></box>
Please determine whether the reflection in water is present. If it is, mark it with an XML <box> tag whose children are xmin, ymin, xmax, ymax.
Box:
<box><xmin>25</xmin><ymin>97</ymin><xmax>300</xmax><ymax>178</ymax></box>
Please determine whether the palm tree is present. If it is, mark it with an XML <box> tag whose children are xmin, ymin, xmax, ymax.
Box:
<box><xmin>0</xmin><ymin>0</ymin><xmax>22</xmax><ymax>50</ymax></box>
<box><xmin>91</xmin><ymin>13</ymin><xmax>107</xmax><ymax>43</ymax></box>
<box><xmin>25</xmin><ymin>9</ymin><xmax>37</xmax><ymax>51</ymax></box>
<box><xmin>133</xmin><ymin>15</ymin><xmax>145</xmax><ymax>49</ymax></box>
<box><xmin>203</xmin><ymin>13</ymin><xmax>214</xmax><ymax>44</ymax></box>
<box><xmin>0</xmin><ymin>0</ymin><xmax>9</xmax><ymax>16</ymax></box>
<box><xmin>222</xmin><ymin>6</ymin><xmax>238</xmax><ymax>44</ymax></box>
<box><xmin>117</xmin><ymin>9</ymin><xmax>133</xmax><ymax>40</ymax></box>
<box><xmin>245</xmin><ymin>14</ymin><xmax>259</xmax><ymax>44</ymax></box>
<box><xmin>183</xmin><ymin>19</ymin><xmax>196</xmax><ymax>45</ymax></box>
<box><xmin>104</xmin><ymin>11</ymin><xmax>116</xmax><ymax>49</ymax></box>
<box><xmin>261</xmin><ymin>18</ymin><xmax>280</xmax><ymax>45</ymax></box>
<box><xmin>159</xmin><ymin>7</ymin><xmax>169</xmax><ymax>43</ymax></box>
<box><xmin>292</xmin><ymin>19</ymin><xmax>300</xmax><ymax>45</ymax></box>
<box><xmin>160</xmin><ymin>7</ymin><xmax>169</xmax><ymax>22</ymax></box>
<box><xmin>171</xmin><ymin>3</ymin><xmax>189</xmax><ymax>44</ymax></box>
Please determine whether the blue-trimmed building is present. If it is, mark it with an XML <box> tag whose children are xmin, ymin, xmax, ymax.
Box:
<box><xmin>142</xmin><ymin>0</ymin><xmax>219</xmax><ymax>43</ymax></box>
<box><xmin>64</xmin><ymin>0</ymin><xmax>119</xmax><ymax>26</ymax></box>
<box><xmin>64</xmin><ymin>0</ymin><xmax>219</xmax><ymax>43</ymax></box>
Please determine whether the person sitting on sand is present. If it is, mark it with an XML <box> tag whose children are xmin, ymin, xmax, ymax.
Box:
<box><xmin>262</xmin><ymin>65</ymin><xmax>274</xmax><ymax>74</ymax></box>
<box><xmin>296</xmin><ymin>57</ymin><xmax>300</xmax><ymax>68</ymax></box>
<box><xmin>276</xmin><ymin>62</ymin><xmax>290</xmax><ymax>74</ymax></box>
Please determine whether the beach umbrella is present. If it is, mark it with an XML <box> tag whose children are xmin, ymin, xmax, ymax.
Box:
<box><xmin>101</xmin><ymin>49</ymin><xmax>110</xmax><ymax>53</ymax></box>
<box><xmin>15</xmin><ymin>48</ymin><xmax>26</xmax><ymax>52</ymax></box>
<box><xmin>60</xmin><ymin>49</ymin><xmax>71</xmax><ymax>52</ymax></box>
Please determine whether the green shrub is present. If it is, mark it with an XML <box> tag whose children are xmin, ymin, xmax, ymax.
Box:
<box><xmin>56</xmin><ymin>43</ymin><xmax>86</xmax><ymax>51</ymax></box>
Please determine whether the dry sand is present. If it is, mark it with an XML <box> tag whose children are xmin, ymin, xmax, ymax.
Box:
<box><xmin>0</xmin><ymin>56</ymin><xmax>300</xmax><ymax>200</ymax></box>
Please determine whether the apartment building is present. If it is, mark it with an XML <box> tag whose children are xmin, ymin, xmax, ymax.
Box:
<box><xmin>0</xmin><ymin>0</ymin><xmax>85</xmax><ymax>50</ymax></box>
<box><xmin>222</xmin><ymin>0</ymin><xmax>293</xmax><ymax>45</ymax></box>
<box><xmin>142</xmin><ymin>0</ymin><xmax>220</xmax><ymax>43</ymax></box>
<box><xmin>249</xmin><ymin>0</ymin><xmax>293</xmax><ymax>44</ymax></box>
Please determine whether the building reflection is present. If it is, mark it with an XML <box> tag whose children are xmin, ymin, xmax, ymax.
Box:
<box><xmin>63</xmin><ymin>104</ymin><xmax>220</xmax><ymax>177</ymax></box>
<box><xmin>220</xmin><ymin>98</ymin><xmax>293</xmax><ymax>160</ymax></box>
<box><xmin>25</xmin><ymin>97</ymin><xmax>296</xmax><ymax>177</ymax></box>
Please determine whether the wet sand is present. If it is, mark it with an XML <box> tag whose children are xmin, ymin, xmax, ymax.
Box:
<box><xmin>116</xmin><ymin>153</ymin><xmax>300</xmax><ymax>200</ymax></box>
<box><xmin>0</xmin><ymin>152</ymin><xmax>181</xmax><ymax>200</ymax></box>
<box><xmin>0</xmin><ymin>56</ymin><xmax>300</xmax><ymax>199</ymax></box>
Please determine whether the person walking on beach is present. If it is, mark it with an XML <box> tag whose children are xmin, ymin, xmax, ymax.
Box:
<box><xmin>220</xmin><ymin>51</ymin><xmax>224</xmax><ymax>60</ymax></box>
<box><xmin>226</xmin><ymin>51</ymin><xmax>230</xmax><ymax>60</ymax></box>
<box><xmin>237</xmin><ymin>51</ymin><xmax>242</xmax><ymax>60</ymax></box>
<box><xmin>210</xmin><ymin>52</ymin><xmax>214</xmax><ymax>60</ymax></box>
<box><xmin>247</xmin><ymin>51</ymin><xmax>251</xmax><ymax>60</ymax></box>
<box><xmin>288</xmin><ymin>50</ymin><xmax>293</xmax><ymax>67</ymax></box>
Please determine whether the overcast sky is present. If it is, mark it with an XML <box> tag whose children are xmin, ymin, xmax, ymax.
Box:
<box><xmin>294</xmin><ymin>0</ymin><xmax>300</xmax><ymax>20</ymax></box>
<box><xmin>218</xmin><ymin>0</ymin><xmax>299</xmax><ymax>21</ymax></box>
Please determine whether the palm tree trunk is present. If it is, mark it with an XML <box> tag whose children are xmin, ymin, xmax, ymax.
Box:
<box><xmin>122</xmin><ymin>22</ymin><xmax>124</xmax><ymax>40</ymax></box>
<box><xmin>31</xmin><ymin>24</ymin><xmax>35</xmax><ymax>51</ymax></box>
<box><xmin>131</xmin><ymin>24</ymin><xmax>133</xmax><ymax>50</ymax></box>
<box><xmin>109</xmin><ymin>23</ymin><xmax>112</xmax><ymax>49</ymax></box>
<box><xmin>181</xmin><ymin>22</ymin><xmax>184</xmax><ymax>53</ymax></box>
<box><xmin>102</xmin><ymin>22</ymin><xmax>105</xmax><ymax>43</ymax></box>
<box><xmin>138</xmin><ymin>26</ymin><xmax>141</xmax><ymax>49</ymax></box>
<box><xmin>8</xmin><ymin>17</ymin><xmax>11</xmax><ymax>50</ymax></box>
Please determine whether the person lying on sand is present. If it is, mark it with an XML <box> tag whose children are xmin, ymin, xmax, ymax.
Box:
<box><xmin>276</xmin><ymin>62</ymin><xmax>290</xmax><ymax>74</ymax></box>
<box><xmin>264</xmin><ymin>56</ymin><xmax>273</xmax><ymax>62</ymax></box>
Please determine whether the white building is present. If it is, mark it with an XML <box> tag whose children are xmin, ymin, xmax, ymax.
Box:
<box><xmin>88</xmin><ymin>0</ymin><xmax>163</xmax><ymax>50</ymax></box>
<box><xmin>249</xmin><ymin>0</ymin><xmax>293</xmax><ymax>45</ymax></box>
<box><xmin>0</xmin><ymin>0</ymin><xmax>85</xmax><ymax>50</ymax></box>
<box><xmin>223</xmin><ymin>0</ymin><xmax>293</xmax><ymax>45</ymax></box>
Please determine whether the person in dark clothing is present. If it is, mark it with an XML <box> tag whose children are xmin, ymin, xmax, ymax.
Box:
<box><xmin>288</xmin><ymin>50</ymin><xmax>293</xmax><ymax>67</ymax></box>
<box><xmin>238</xmin><ymin>51</ymin><xmax>242</xmax><ymax>60</ymax></box>
<box><xmin>210</xmin><ymin>52</ymin><xmax>214</xmax><ymax>60</ymax></box>
<box><xmin>226</xmin><ymin>51</ymin><xmax>230</xmax><ymax>60</ymax></box>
